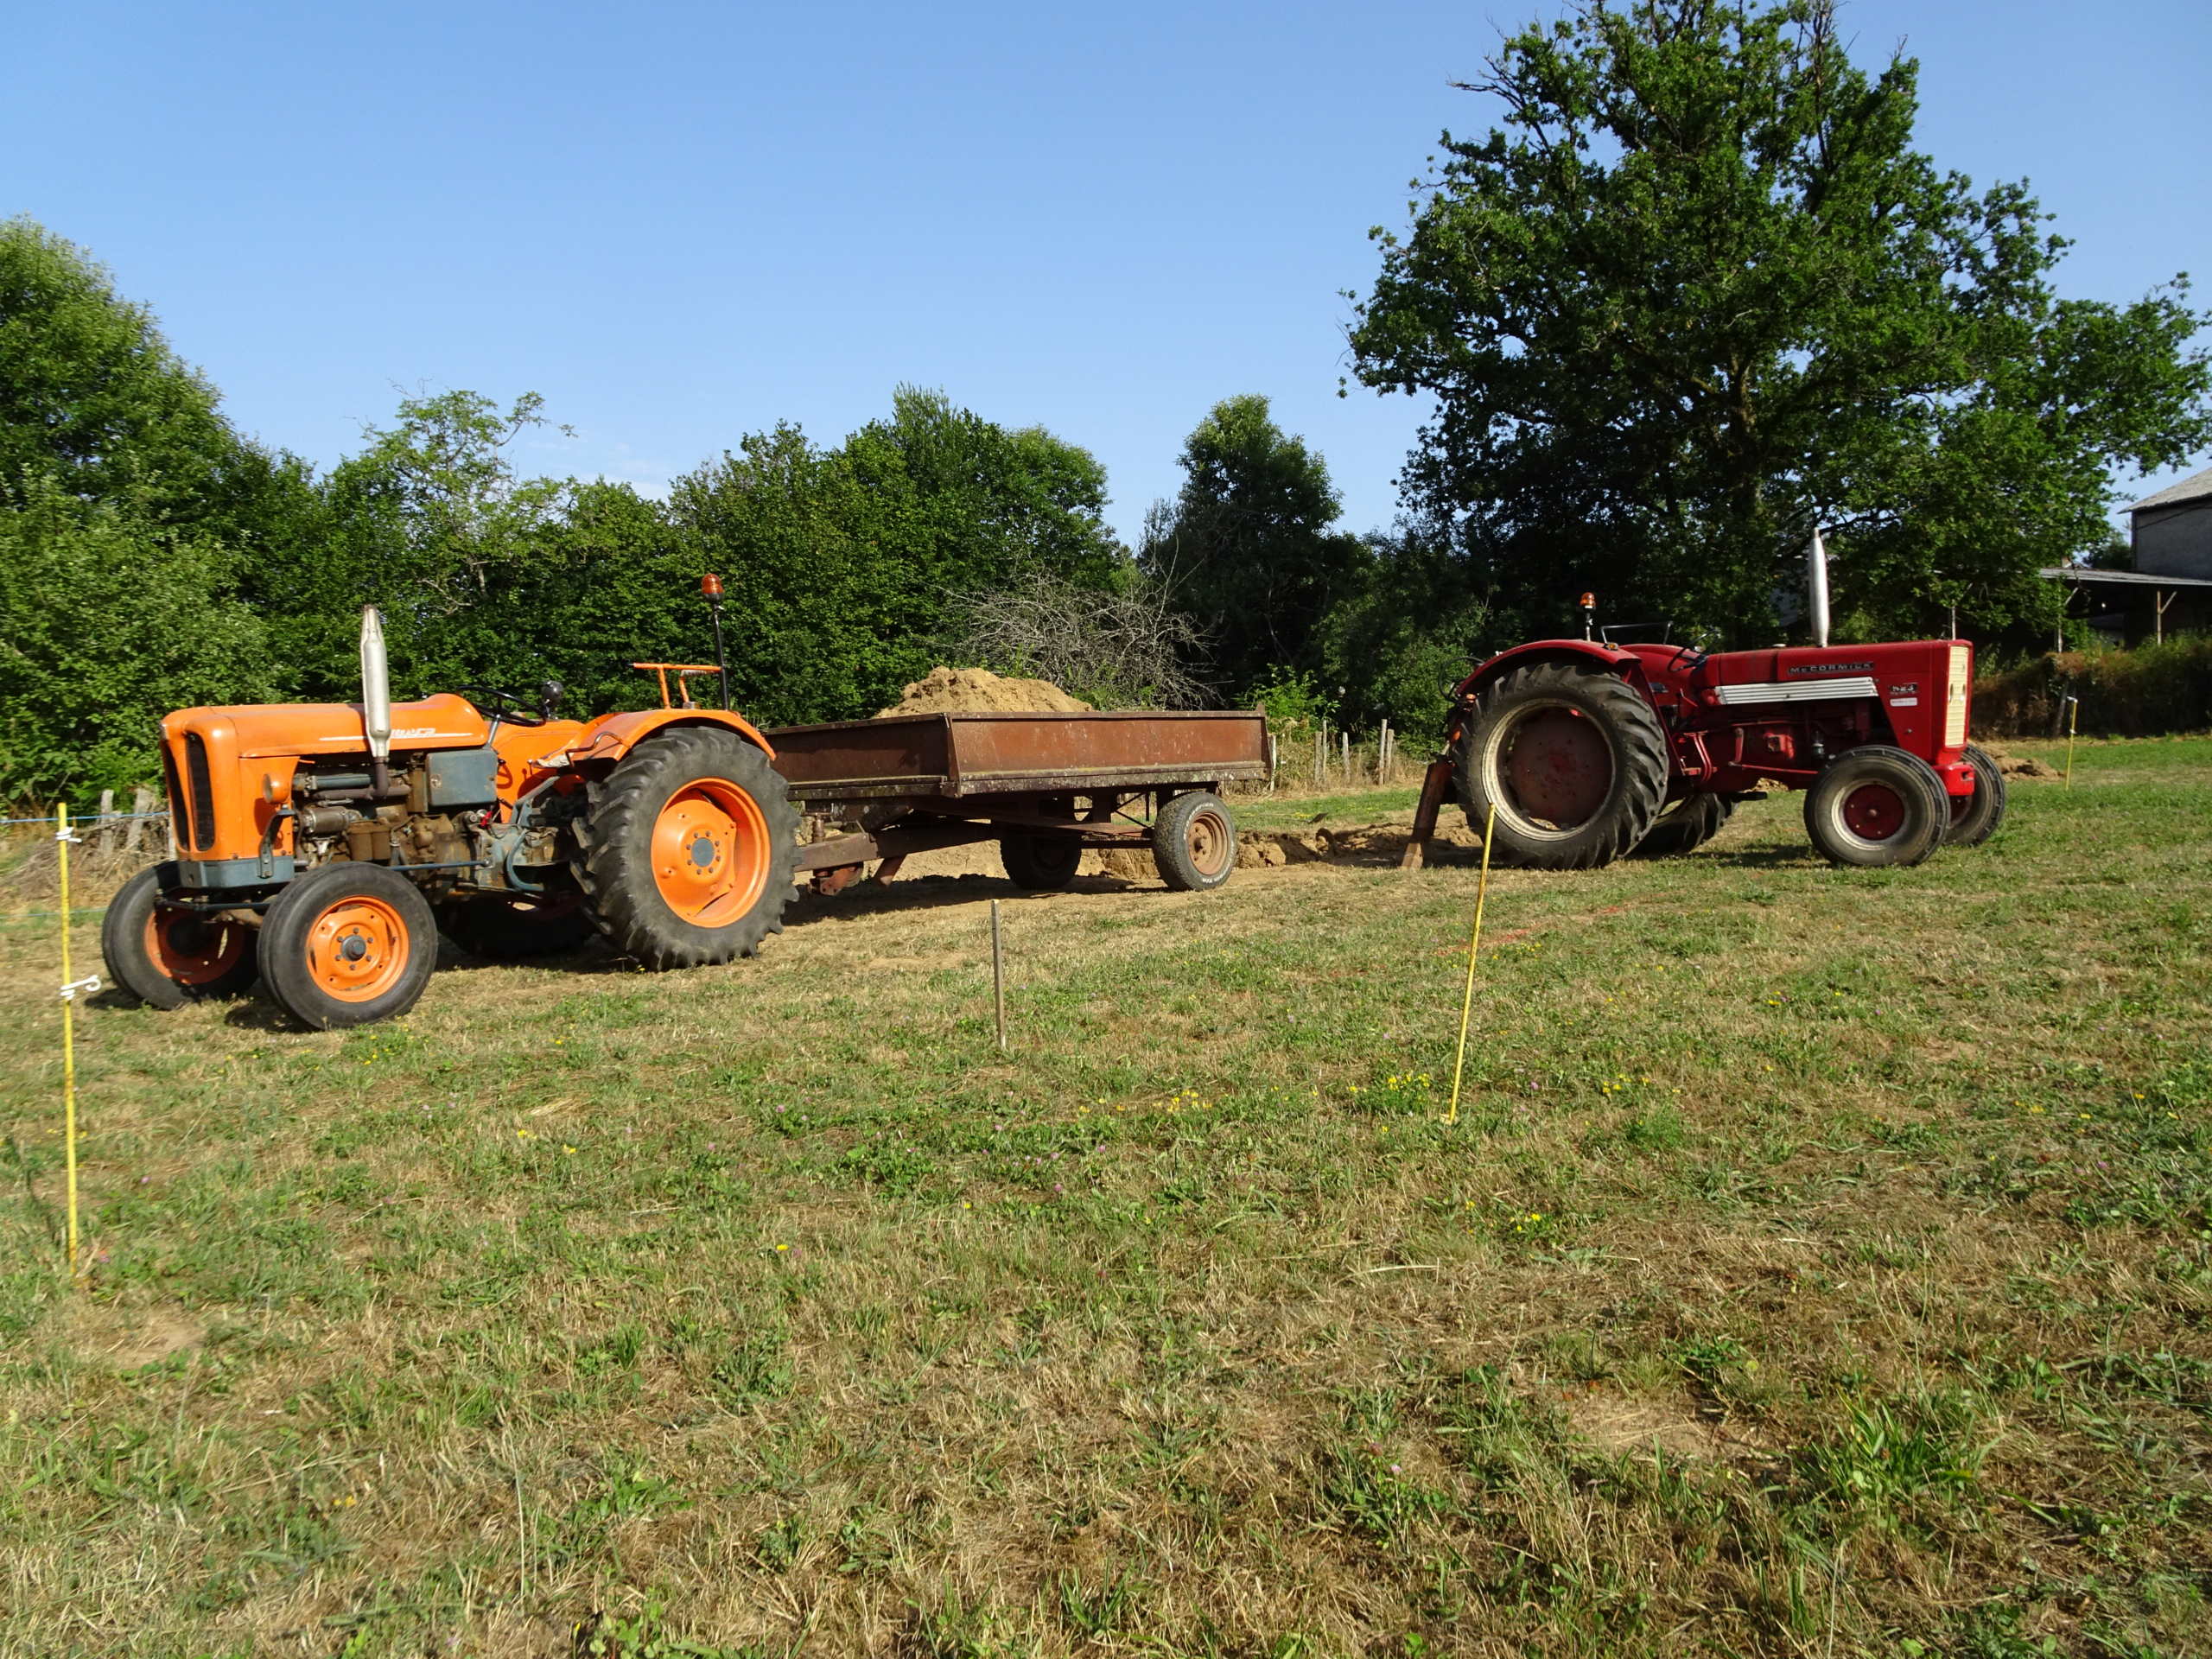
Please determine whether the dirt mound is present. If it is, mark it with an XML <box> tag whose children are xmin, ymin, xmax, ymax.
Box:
<box><xmin>876</xmin><ymin>666</ymin><xmax>1090</xmax><ymax>718</ymax></box>
<box><xmin>1986</xmin><ymin>748</ymin><xmax>2059</xmax><ymax>779</ymax></box>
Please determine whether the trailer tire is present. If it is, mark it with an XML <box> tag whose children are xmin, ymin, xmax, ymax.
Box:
<box><xmin>1946</xmin><ymin>744</ymin><xmax>2008</xmax><ymax>848</ymax></box>
<box><xmin>1454</xmin><ymin>662</ymin><xmax>1669</xmax><ymax>869</ymax></box>
<box><xmin>258</xmin><ymin>863</ymin><xmax>438</xmax><ymax>1029</ymax></box>
<box><xmin>1633</xmin><ymin>791</ymin><xmax>1735</xmax><ymax>858</ymax></box>
<box><xmin>577</xmin><ymin>726</ymin><xmax>800</xmax><ymax>970</ymax></box>
<box><xmin>1152</xmin><ymin>791</ymin><xmax>1236</xmax><ymax>892</ymax></box>
<box><xmin>1803</xmin><ymin>746</ymin><xmax>1950</xmax><ymax>868</ymax></box>
<box><xmin>101</xmin><ymin>867</ymin><xmax>258</xmax><ymax>1008</ymax></box>
<box><xmin>437</xmin><ymin>893</ymin><xmax>594</xmax><ymax>960</ymax></box>
<box><xmin>1001</xmin><ymin>834</ymin><xmax>1082</xmax><ymax>890</ymax></box>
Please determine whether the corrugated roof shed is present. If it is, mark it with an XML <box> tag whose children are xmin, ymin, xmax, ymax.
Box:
<box><xmin>2129</xmin><ymin>464</ymin><xmax>2212</xmax><ymax>514</ymax></box>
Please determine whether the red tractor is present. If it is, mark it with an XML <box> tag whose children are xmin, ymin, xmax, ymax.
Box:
<box><xmin>1402</xmin><ymin>605</ymin><xmax>2005</xmax><ymax>871</ymax></box>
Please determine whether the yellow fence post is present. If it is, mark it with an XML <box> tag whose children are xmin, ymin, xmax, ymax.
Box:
<box><xmin>57</xmin><ymin>806</ymin><xmax>79</xmax><ymax>1273</ymax></box>
<box><xmin>1443</xmin><ymin>803</ymin><xmax>1498</xmax><ymax>1128</ymax></box>
<box><xmin>54</xmin><ymin>805</ymin><xmax>100</xmax><ymax>1276</ymax></box>
<box><xmin>2063</xmin><ymin>696</ymin><xmax>2079</xmax><ymax>789</ymax></box>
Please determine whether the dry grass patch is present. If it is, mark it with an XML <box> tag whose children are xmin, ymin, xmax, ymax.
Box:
<box><xmin>0</xmin><ymin>737</ymin><xmax>2208</xmax><ymax>1656</ymax></box>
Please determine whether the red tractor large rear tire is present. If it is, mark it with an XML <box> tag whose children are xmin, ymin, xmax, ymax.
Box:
<box><xmin>1633</xmin><ymin>791</ymin><xmax>1735</xmax><ymax>859</ymax></box>
<box><xmin>1454</xmin><ymin>661</ymin><xmax>1670</xmax><ymax>869</ymax></box>
<box><xmin>1802</xmin><ymin>746</ymin><xmax>1950</xmax><ymax>868</ymax></box>
<box><xmin>576</xmin><ymin>727</ymin><xmax>800</xmax><ymax>970</ymax></box>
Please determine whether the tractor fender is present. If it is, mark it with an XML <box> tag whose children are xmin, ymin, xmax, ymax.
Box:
<box><xmin>1451</xmin><ymin>639</ymin><xmax>1649</xmax><ymax>706</ymax></box>
<box><xmin>563</xmin><ymin>709</ymin><xmax>778</xmax><ymax>770</ymax></box>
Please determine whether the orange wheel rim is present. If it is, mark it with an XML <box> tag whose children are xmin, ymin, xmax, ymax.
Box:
<box><xmin>652</xmin><ymin>778</ymin><xmax>772</xmax><ymax>925</ymax></box>
<box><xmin>143</xmin><ymin>906</ymin><xmax>248</xmax><ymax>987</ymax></box>
<box><xmin>1185</xmin><ymin>808</ymin><xmax>1232</xmax><ymax>876</ymax></box>
<box><xmin>305</xmin><ymin>896</ymin><xmax>410</xmax><ymax>1001</ymax></box>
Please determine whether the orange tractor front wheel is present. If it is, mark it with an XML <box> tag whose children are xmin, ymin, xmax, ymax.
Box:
<box><xmin>101</xmin><ymin>868</ymin><xmax>259</xmax><ymax>1008</ymax></box>
<box><xmin>258</xmin><ymin>863</ymin><xmax>438</xmax><ymax>1029</ymax></box>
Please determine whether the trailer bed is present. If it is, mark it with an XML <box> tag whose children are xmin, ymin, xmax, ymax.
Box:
<box><xmin>763</xmin><ymin>710</ymin><xmax>1268</xmax><ymax>893</ymax></box>
<box><xmin>766</xmin><ymin>710</ymin><xmax>1268</xmax><ymax>802</ymax></box>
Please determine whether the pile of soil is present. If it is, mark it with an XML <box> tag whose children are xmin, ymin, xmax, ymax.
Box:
<box><xmin>862</xmin><ymin>667</ymin><xmax>1091</xmax><ymax>878</ymax></box>
<box><xmin>876</xmin><ymin>666</ymin><xmax>1090</xmax><ymax>718</ymax></box>
<box><xmin>1985</xmin><ymin>747</ymin><xmax>2060</xmax><ymax>779</ymax></box>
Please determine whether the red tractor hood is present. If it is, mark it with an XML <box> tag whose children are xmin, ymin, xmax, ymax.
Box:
<box><xmin>1634</xmin><ymin>639</ymin><xmax>1974</xmax><ymax>760</ymax></box>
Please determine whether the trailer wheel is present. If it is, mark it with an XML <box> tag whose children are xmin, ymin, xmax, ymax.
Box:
<box><xmin>1633</xmin><ymin>791</ymin><xmax>1735</xmax><ymax>858</ymax></box>
<box><xmin>258</xmin><ymin>863</ymin><xmax>437</xmax><ymax>1029</ymax></box>
<box><xmin>1455</xmin><ymin>662</ymin><xmax>1669</xmax><ymax>868</ymax></box>
<box><xmin>577</xmin><ymin>726</ymin><xmax>800</xmax><ymax>969</ymax></box>
<box><xmin>1001</xmin><ymin>834</ymin><xmax>1082</xmax><ymax>890</ymax></box>
<box><xmin>1802</xmin><ymin>746</ymin><xmax>1950</xmax><ymax>868</ymax></box>
<box><xmin>436</xmin><ymin>893</ymin><xmax>594</xmax><ymax>960</ymax></box>
<box><xmin>101</xmin><ymin>867</ymin><xmax>258</xmax><ymax>1008</ymax></box>
<box><xmin>1152</xmin><ymin>791</ymin><xmax>1236</xmax><ymax>892</ymax></box>
<box><xmin>1946</xmin><ymin>744</ymin><xmax>2008</xmax><ymax>848</ymax></box>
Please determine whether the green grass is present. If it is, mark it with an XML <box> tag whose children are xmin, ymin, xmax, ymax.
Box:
<box><xmin>2</xmin><ymin>737</ymin><xmax>2209</xmax><ymax>1656</ymax></box>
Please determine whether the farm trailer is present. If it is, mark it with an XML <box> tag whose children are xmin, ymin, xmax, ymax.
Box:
<box><xmin>770</xmin><ymin>709</ymin><xmax>1266</xmax><ymax>897</ymax></box>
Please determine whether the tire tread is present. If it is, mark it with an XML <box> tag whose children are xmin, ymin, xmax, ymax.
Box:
<box><xmin>1454</xmin><ymin>662</ymin><xmax>1671</xmax><ymax>869</ymax></box>
<box><xmin>575</xmin><ymin>727</ymin><xmax>800</xmax><ymax>969</ymax></box>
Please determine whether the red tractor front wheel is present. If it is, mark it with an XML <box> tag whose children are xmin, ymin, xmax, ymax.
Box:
<box><xmin>1946</xmin><ymin>744</ymin><xmax>2008</xmax><ymax>848</ymax></box>
<box><xmin>1802</xmin><ymin>746</ymin><xmax>1951</xmax><ymax>868</ymax></box>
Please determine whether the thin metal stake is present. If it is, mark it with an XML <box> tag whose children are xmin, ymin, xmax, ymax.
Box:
<box><xmin>57</xmin><ymin>806</ymin><xmax>81</xmax><ymax>1273</ymax></box>
<box><xmin>2063</xmin><ymin>696</ymin><xmax>2079</xmax><ymax>789</ymax></box>
<box><xmin>1443</xmin><ymin>804</ymin><xmax>1498</xmax><ymax>1128</ymax></box>
<box><xmin>991</xmin><ymin>899</ymin><xmax>1007</xmax><ymax>1052</ymax></box>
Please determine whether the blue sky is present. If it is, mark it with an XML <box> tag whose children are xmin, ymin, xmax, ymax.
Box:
<box><xmin>8</xmin><ymin>0</ymin><xmax>2209</xmax><ymax>546</ymax></box>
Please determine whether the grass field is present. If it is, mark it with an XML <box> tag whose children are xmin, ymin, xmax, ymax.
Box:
<box><xmin>3</xmin><ymin>739</ymin><xmax>2209</xmax><ymax>1658</ymax></box>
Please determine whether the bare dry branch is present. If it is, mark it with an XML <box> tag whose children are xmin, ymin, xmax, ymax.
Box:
<box><xmin>948</xmin><ymin>572</ymin><xmax>1214</xmax><ymax>709</ymax></box>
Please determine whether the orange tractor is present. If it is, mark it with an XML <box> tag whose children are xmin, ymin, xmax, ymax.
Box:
<box><xmin>103</xmin><ymin>594</ymin><xmax>800</xmax><ymax>1029</ymax></box>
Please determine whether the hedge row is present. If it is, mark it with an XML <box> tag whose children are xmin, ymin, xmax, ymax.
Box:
<box><xmin>1974</xmin><ymin>635</ymin><xmax>2212</xmax><ymax>737</ymax></box>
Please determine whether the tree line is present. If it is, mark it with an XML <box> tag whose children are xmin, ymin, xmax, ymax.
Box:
<box><xmin>6</xmin><ymin>0</ymin><xmax>2209</xmax><ymax>804</ymax></box>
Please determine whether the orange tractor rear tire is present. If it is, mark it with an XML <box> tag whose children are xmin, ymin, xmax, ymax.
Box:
<box><xmin>258</xmin><ymin>862</ymin><xmax>438</xmax><ymax>1029</ymax></box>
<box><xmin>575</xmin><ymin>727</ymin><xmax>800</xmax><ymax>969</ymax></box>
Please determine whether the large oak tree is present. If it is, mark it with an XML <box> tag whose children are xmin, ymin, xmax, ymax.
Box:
<box><xmin>1347</xmin><ymin>0</ymin><xmax>2212</xmax><ymax>646</ymax></box>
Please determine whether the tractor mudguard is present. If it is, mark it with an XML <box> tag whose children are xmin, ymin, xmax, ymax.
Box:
<box><xmin>1451</xmin><ymin>639</ymin><xmax>1648</xmax><ymax>702</ymax></box>
<box><xmin>562</xmin><ymin>708</ymin><xmax>778</xmax><ymax>770</ymax></box>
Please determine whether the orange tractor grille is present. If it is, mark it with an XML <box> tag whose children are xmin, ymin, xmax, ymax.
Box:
<box><xmin>183</xmin><ymin>732</ymin><xmax>217</xmax><ymax>851</ymax></box>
